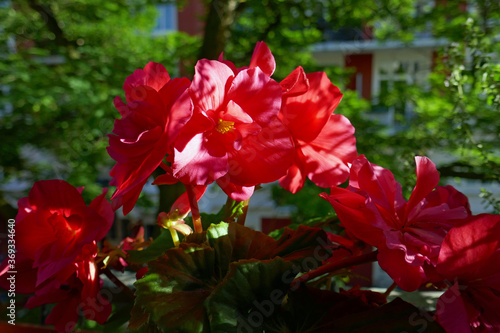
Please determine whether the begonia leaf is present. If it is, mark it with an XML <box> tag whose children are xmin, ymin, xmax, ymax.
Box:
<box><xmin>207</xmin><ymin>222</ymin><xmax>330</xmax><ymax>278</ymax></box>
<box><xmin>205</xmin><ymin>258</ymin><xmax>294</xmax><ymax>332</ymax></box>
<box><xmin>131</xmin><ymin>244</ymin><xmax>215</xmax><ymax>332</ymax></box>
<box><xmin>102</xmin><ymin>301</ymin><xmax>134</xmax><ymax>333</ymax></box>
<box><xmin>130</xmin><ymin>222</ymin><xmax>329</xmax><ymax>332</ymax></box>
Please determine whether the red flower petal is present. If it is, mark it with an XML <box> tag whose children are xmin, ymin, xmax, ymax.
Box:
<box><xmin>89</xmin><ymin>188</ymin><xmax>114</xmax><ymax>241</ymax></box>
<box><xmin>377</xmin><ymin>247</ymin><xmax>426</xmax><ymax>291</ymax></box>
<box><xmin>28</xmin><ymin>179</ymin><xmax>85</xmax><ymax>212</ymax></box>
<box><xmin>405</xmin><ymin>156</ymin><xmax>440</xmax><ymax>220</ymax></box>
<box><xmin>227</xmin><ymin>117</ymin><xmax>294</xmax><ymax>186</ymax></box>
<box><xmin>109</xmin><ymin>72</ymin><xmax>192</xmax><ymax>213</ymax></box>
<box><xmin>226</xmin><ymin>67</ymin><xmax>282</xmax><ymax>125</ymax></box>
<box><xmin>191</xmin><ymin>59</ymin><xmax>234</xmax><ymax>112</ymax></box>
<box><xmin>350</xmin><ymin>156</ymin><xmax>405</xmax><ymax>224</ymax></box>
<box><xmin>301</xmin><ymin>114</ymin><xmax>357</xmax><ymax>188</ymax></box>
<box><xmin>321</xmin><ymin>188</ymin><xmax>385</xmax><ymax>247</ymax></box>
<box><xmin>280</xmin><ymin>66</ymin><xmax>309</xmax><ymax>97</ymax></box>
<box><xmin>170</xmin><ymin>185</ymin><xmax>207</xmax><ymax>218</ymax></box>
<box><xmin>434</xmin><ymin>283</ymin><xmax>473</xmax><ymax>333</ymax></box>
<box><xmin>248</xmin><ymin>41</ymin><xmax>276</xmax><ymax>77</ymax></box>
<box><xmin>438</xmin><ymin>214</ymin><xmax>500</xmax><ymax>279</ymax></box>
<box><xmin>279</xmin><ymin>158</ymin><xmax>306</xmax><ymax>194</ymax></box>
<box><xmin>173</xmin><ymin>133</ymin><xmax>229</xmax><ymax>185</ymax></box>
<box><xmin>280</xmin><ymin>71</ymin><xmax>343</xmax><ymax>142</ymax></box>
<box><xmin>217</xmin><ymin>175</ymin><xmax>255</xmax><ymax>201</ymax></box>
<box><xmin>124</xmin><ymin>62</ymin><xmax>171</xmax><ymax>103</ymax></box>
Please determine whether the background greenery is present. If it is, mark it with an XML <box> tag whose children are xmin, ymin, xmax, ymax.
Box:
<box><xmin>0</xmin><ymin>0</ymin><xmax>499</xmax><ymax>220</ymax></box>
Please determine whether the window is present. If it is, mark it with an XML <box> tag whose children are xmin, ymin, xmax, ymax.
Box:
<box><xmin>371</xmin><ymin>53</ymin><xmax>432</xmax><ymax>129</ymax></box>
<box><xmin>153</xmin><ymin>4</ymin><xmax>177</xmax><ymax>35</ymax></box>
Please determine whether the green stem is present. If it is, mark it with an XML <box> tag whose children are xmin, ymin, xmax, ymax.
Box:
<box><xmin>292</xmin><ymin>250</ymin><xmax>378</xmax><ymax>287</ymax></box>
<box><xmin>222</xmin><ymin>196</ymin><xmax>250</xmax><ymax>225</ymax></box>
<box><xmin>169</xmin><ymin>228</ymin><xmax>180</xmax><ymax>247</ymax></box>
<box><xmin>223</xmin><ymin>196</ymin><xmax>237</xmax><ymax>222</ymax></box>
<box><xmin>185</xmin><ymin>184</ymin><xmax>203</xmax><ymax>233</ymax></box>
<box><xmin>237</xmin><ymin>199</ymin><xmax>250</xmax><ymax>226</ymax></box>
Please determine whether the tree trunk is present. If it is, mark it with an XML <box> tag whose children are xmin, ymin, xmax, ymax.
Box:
<box><xmin>198</xmin><ymin>0</ymin><xmax>244</xmax><ymax>60</ymax></box>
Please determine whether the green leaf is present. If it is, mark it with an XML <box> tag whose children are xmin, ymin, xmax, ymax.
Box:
<box><xmin>131</xmin><ymin>222</ymin><xmax>331</xmax><ymax>332</ymax></box>
<box><xmin>207</xmin><ymin>222</ymin><xmax>276</xmax><ymax>279</ymax></box>
<box><xmin>221</xmin><ymin>198</ymin><xmax>247</xmax><ymax>223</ymax></box>
<box><xmin>207</xmin><ymin>222</ymin><xmax>331</xmax><ymax>275</ymax></box>
<box><xmin>102</xmin><ymin>301</ymin><xmax>134</xmax><ymax>333</ymax></box>
<box><xmin>131</xmin><ymin>244</ymin><xmax>216</xmax><ymax>332</ymax></box>
<box><xmin>205</xmin><ymin>258</ymin><xmax>295</xmax><ymax>333</ymax></box>
<box><xmin>126</xmin><ymin>229</ymin><xmax>175</xmax><ymax>266</ymax></box>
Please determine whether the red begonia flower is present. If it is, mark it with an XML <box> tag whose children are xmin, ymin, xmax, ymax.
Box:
<box><xmin>218</xmin><ymin>41</ymin><xmax>276</xmax><ymax>77</ymax></box>
<box><xmin>14</xmin><ymin>179</ymin><xmax>114</xmax><ymax>287</ymax></box>
<box><xmin>1</xmin><ymin>242</ymin><xmax>111</xmax><ymax>332</ymax></box>
<box><xmin>172</xmin><ymin>58</ymin><xmax>294</xmax><ymax>200</ymax></box>
<box><xmin>279</xmin><ymin>69</ymin><xmax>357</xmax><ymax>193</ymax></box>
<box><xmin>108</xmin><ymin>62</ymin><xmax>193</xmax><ymax>214</ymax></box>
<box><xmin>25</xmin><ymin>275</ymin><xmax>83</xmax><ymax>332</ymax></box>
<box><xmin>24</xmin><ymin>243</ymin><xmax>111</xmax><ymax>332</ymax></box>
<box><xmin>322</xmin><ymin>156</ymin><xmax>471</xmax><ymax>291</ymax></box>
<box><xmin>435</xmin><ymin>214</ymin><xmax>500</xmax><ymax>333</ymax></box>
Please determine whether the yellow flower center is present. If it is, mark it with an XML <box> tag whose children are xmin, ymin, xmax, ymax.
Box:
<box><xmin>216</xmin><ymin>119</ymin><xmax>235</xmax><ymax>134</ymax></box>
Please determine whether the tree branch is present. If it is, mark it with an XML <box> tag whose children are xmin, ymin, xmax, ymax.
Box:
<box><xmin>27</xmin><ymin>0</ymin><xmax>76</xmax><ymax>48</ymax></box>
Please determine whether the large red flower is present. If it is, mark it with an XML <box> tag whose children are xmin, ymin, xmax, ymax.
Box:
<box><xmin>279</xmin><ymin>68</ymin><xmax>357</xmax><ymax>193</ymax></box>
<box><xmin>0</xmin><ymin>180</ymin><xmax>113</xmax><ymax>332</ymax></box>
<box><xmin>322</xmin><ymin>156</ymin><xmax>471</xmax><ymax>291</ymax></box>
<box><xmin>20</xmin><ymin>242</ymin><xmax>112</xmax><ymax>332</ymax></box>
<box><xmin>434</xmin><ymin>214</ymin><xmax>500</xmax><ymax>333</ymax></box>
<box><xmin>14</xmin><ymin>179</ymin><xmax>114</xmax><ymax>286</ymax></box>
<box><xmin>108</xmin><ymin>62</ymin><xmax>193</xmax><ymax>214</ymax></box>
<box><xmin>172</xmin><ymin>56</ymin><xmax>294</xmax><ymax>200</ymax></box>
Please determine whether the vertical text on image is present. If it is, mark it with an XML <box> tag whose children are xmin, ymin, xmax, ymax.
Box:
<box><xmin>6</xmin><ymin>218</ymin><xmax>16</xmax><ymax>325</ymax></box>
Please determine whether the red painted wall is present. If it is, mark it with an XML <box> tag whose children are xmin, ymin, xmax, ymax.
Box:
<box><xmin>177</xmin><ymin>1</ymin><xmax>206</xmax><ymax>36</ymax></box>
<box><xmin>345</xmin><ymin>53</ymin><xmax>373</xmax><ymax>100</ymax></box>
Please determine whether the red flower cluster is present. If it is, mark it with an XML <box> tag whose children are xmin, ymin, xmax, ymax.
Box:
<box><xmin>108</xmin><ymin>42</ymin><xmax>357</xmax><ymax>213</ymax></box>
<box><xmin>0</xmin><ymin>180</ymin><xmax>114</xmax><ymax>332</ymax></box>
<box><xmin>322</xmin><ymin>155</ymin><xmax>500</xmax><ymax>332</ymax></box>
<box><xmin>322</xmin><ymin>155</ymin><xmax>471</xmax><ymax>291</ymax></box>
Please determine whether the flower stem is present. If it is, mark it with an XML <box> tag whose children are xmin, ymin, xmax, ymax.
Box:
<box><xmin>169</xmin><ymin>228</ymin><xmax>180</xmax><ymax>247</ymax></box>
<box><xmin>222</xmin><ymin>196</ymin><xmax>250</xmax><ymax>225</ymax></box>
<box><xmin>384</xmin><ymin>281</ymin><xmax>398</xmax><ymax>297</ymax></box>
<box><xmin>185</xmin><ymin>184</ymin><xmax>202</xmax><ymax>233</ymax></box>
<box><xmin>292</xmin><ymin>250</ymin><xmax>378</xmax><ymax>287</ymax></box>
<box><xmin>223</xmin><ymin>196</ymin><xmax>237</xmax><ymax>222</ymax></box>
<box><xmin>102</xmin><ymin>267</ymin><xmax>134</xmax><ymax>300</ymax></box>
<box><xmin>237</xmin><ymin>199</ymin><xmax>250</xmax><ymax>226</ymax></box>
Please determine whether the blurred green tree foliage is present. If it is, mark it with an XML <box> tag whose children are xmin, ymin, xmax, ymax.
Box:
<box><xmin>1</xmin><ymin>0</ymin><xmax>499</xmax><ymax>218</ymax></box>
<box><xmin>0</xmin><ymin>0</ymin><xmax>199</xmax><ymax>203</ymax></box>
